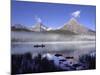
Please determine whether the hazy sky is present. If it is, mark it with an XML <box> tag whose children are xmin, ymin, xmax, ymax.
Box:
<box><xmin>11</xmin><ymin>0</ymin><xmax>96</xmax><ymax>30</ymax></box>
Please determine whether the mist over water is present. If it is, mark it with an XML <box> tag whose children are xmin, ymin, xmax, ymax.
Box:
<box><xmin>11</xmin><ymin>31</ymin><xmax>96</xmax><ymax>74</ymax></box>
<box><xmin>12</xmin><ymin>41</ymin><xmax>95</xmax><ymax>56</ymax></box>
<box><xmin>11</xmin><ymin>31</ymin><xmax>95</xmax><ymax>59</ymax></box>
<box><xmin>11</xmin><ymin>31</ymin><xmax>95</xmax><ymax>42</ymax></box>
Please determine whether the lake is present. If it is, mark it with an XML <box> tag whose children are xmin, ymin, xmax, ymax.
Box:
<box><xmin>11</xmin><ymin>31</ymin><xmax>96</xmax><ymax>59</ymax></box>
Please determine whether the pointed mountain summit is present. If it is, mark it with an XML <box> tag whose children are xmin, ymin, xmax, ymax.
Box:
<box><xmin>32</xmin><ymin>22</ymin><xmax>49</xmax><ymax>31</ymax></box>
<box><xmin>60</xmin><ymin>18</ymin><xmax>95</xmax><ymax>35</ymax></box>
<box><xmin>67</xmin><ymin>17</ymin><xmax>79</xmax><ymax>26</ymax></box>
<box><xmin>32</xmin><ymin>17</ymin><xmax>51</xmax><ymax>31</ymax></box>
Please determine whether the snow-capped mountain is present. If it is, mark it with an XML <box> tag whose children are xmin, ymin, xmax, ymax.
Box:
<box><xmin>11</xmin><ymin>24</ymin><xmax>30</xmax><ymax>31</ymax></box>
<box><xmin>31</xmin><ymin>22</ymin><xmax>52</xmax><ymax>31</ymax></box>
<box><xmin>60</xmin><ymin>18</ymin><xmax>95</xmax><ymax>35</ymax></box>
<box><xmin>11</xmin><ymin>18</ymin><xmax>95</xmax><ymax>34</ymax></box>
<box><xmin>11</xmin><ymin>24</ymin><xmax>26</xmax><ymax>29</ymax></box>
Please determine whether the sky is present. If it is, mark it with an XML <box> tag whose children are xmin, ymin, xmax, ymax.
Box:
<box><xmin>11</xmin><ymin>0</ymin><xmax>96</xmax><ymax>30</ymax></box>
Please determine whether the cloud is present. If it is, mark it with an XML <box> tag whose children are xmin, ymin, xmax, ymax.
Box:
<box><xmin>35</xmin><ymin>16</ymin><xmax>42</xmax><ymax>23</ymax></box>
<box><xmin>71</xmin><ymin>10</ymin><xmax>81</xmax><ymax>18</ymax></box>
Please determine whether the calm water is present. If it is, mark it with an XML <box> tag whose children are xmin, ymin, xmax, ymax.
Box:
<box><xmin>11</xmin><ymin>41</ymin><xmax>95</xmax><ymax>59</ymax></box>
<box><xmin>11</xmin><ymin>31</ymin><xmax>96</xmax><ymax>59</ymax></box>
<box><xmin>11</xmin><ymin>31</ymin><xmax>96</xmax><ymax>74</ymax></box>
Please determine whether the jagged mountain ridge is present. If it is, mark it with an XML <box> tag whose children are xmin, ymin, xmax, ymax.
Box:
<box><xmin>11</xmin><ymin>24</ymin><xmax>31</xmax><ymax>31</ymax></box>
<box><xmin>31</xmin><ymin>22</ymin><xmax>50</xmax><ymax>31</ymax></box>
<box><xmin>11</xmin><ymin>18</ymin><xmax>95</xmax><ymax>35</ymax></box>
<box><xmin>60</xmin><ymin>18</ymin><xmax>95</xmax><ymax>35</ymax></box>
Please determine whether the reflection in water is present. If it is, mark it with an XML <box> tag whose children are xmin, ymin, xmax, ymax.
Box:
<box><xmin>11</xmin><ymin>41</ymin><xmax>95</xmax><ymax>59</ymax></box>
<box><xmin>11</xmin><ymin>32</ymin><xmax>96</xmax><ymax>74</ymax></box>
<box><xmin>11</xmin><ymin>31</ymin><xmax>96</xmax><ymax>59</ymax></box>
